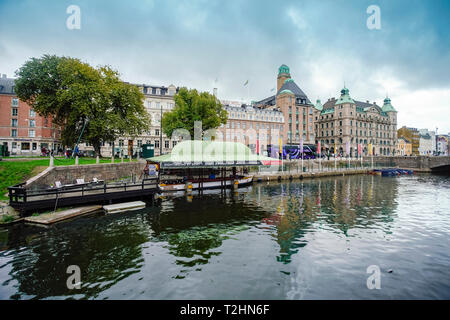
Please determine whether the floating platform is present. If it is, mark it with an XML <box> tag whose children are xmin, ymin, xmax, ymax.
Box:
<box><xmin>103</xmin><ymin>201</ymin><xmax>146</xmax><ymax>214</ymax></box>
<box><xmin>23</xmin><ymin>205</ymin><xmax>102</xmax><ymax>225</ymax></box>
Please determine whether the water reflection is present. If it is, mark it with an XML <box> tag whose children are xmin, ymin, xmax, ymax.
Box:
<box><xmin>1</xmin><ymin>174</ymin><xmax>447</xmax><ymax>300</ymax></box>
<box><xmin>1</xmin><ymin>214</ymin><xmax>150</xmax><ymax>299</ymax></box>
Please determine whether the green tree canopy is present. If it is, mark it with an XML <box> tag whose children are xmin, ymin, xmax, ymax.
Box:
<box><xmin>14</xmin><ymin>54</ymin><xmax>150</xmax><ymax>156</ymax></box>
<box><xmin>161</xmin><ymin>87</ymin><xmax>228</xmax><ymax>139</ymax></box>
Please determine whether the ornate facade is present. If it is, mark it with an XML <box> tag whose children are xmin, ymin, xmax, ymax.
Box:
<box><xmin>313</xmin><ymin>88</ymin><xmax>397</xmax><ymax>157</ymax></box>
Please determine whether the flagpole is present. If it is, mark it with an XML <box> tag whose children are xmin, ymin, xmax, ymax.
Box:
<box><xmin>334</xmin><ymin>142</ymin><xmax>337</xmax><ymax>171</ymax></box>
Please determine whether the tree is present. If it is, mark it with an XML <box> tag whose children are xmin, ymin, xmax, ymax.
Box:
<box><xmin>14</xmin><ymin>55</ymin><xmax>150</xmax><ymax>157</ymax></box>
<box><xmin>161</xmin><ymin>87</ymin><xmax>228</xmax><ymax>139</ymax></box>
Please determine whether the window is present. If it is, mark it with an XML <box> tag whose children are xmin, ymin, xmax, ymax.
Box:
<box><xmin>11</xmin><ymin>129</ymin><xmax>17</xmax><ymax>137</ymax></box>
<box><xmin>11</xmin><ymin>119</ymin><xmax>18</xmax><ymax>127</ymax></box>
<box><xmin>137</xmin><ymin>140</ymin><xmax>142</xmax><ymax>147</ymax></box>
<box><xmin>29</xmin><ymin>129</ymin><xmax>35</xmax><ymax>137</ymax></box>
<box><xmin>29</xmin><ymin>109</ymin><xmax>36</xmax><ymax>117</ymax></box>
<box><xmin>29</xmin><ymin>120</ymin><xmax>36</xmax><ymax>127</ymax></box>
<box><xmin>119</xmin><ymin>140</ymin><xmax>124</xmax><ymax>147</ymax></box>
<box><xmin>32</xmin><ymin>143</ymin><xmax>37</xmax><ymax>151</ymax></box>
<box><xmin>155</xmin><ymin>140</ymin><xmax>160</xmax><ymax>149</ymax></box>
<box><xmin>172</xmin><ymin>141</ymin><xmax>177</xmax><ymax>148</ymax></box>
<box><xmin>165</xmin><ymin>140</ymin><xmax>169</xmax><ymax>149</ymax></box>
<box><xmin>155</xmin><ymin>129</ymin><xmax>160</xmax><ymax>136</ymax></box>
<box><xmin>21</xmin><ymin>142</ymin><xmax>30</xmax><ymax>151</ymax></box>
<box><xmin>11</xmin><ymin>98</ymin><xmax>18</xmax><ymax>107</ymax></box>
<box><xmin>12</xmin><ymin>108</ymin><xmax>18</xmax><ymax>116</ymax></box>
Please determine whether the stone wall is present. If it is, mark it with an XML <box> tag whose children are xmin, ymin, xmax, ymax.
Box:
<box><xmin>26</xmin><ymin>161</ymin><xmax>147</xmax><ymax>188</ymax></box>
<box><xmin>362</xmin><ymin>156</ymin><xmax>450</xmax><ymax>171</ymax></box>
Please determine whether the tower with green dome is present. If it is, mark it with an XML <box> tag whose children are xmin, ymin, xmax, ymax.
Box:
<box><xmin>277</xmin><ymin>64</ymin><xmax>291</xmax><ymax>92</ymax></box>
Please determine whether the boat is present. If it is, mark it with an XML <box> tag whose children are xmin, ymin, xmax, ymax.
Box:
<box><xmin>145</xmin><ymin>141</ymin><xmax>279</xmax><ymax>194</ymax></box>
<box><xmin>159</xmin><ymin>175</ymin><xmax>253</xmax><ymax>192</ymax></box>
<box><xmin>368</xmin><ymin>168</ymin><xmax>414</xmax><ymax>176</ymax></box>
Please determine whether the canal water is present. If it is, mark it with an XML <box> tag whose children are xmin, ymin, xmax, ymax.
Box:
<box><xmin>0</xmin><ymin>174</ymin><xmax>449</xmax><ymax>300</ymax></box>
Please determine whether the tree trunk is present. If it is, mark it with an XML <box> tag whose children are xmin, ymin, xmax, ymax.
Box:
<box><xmin>93</xmin><ymin>142</ymin><xmax>102</xmax><ymax>158</ymax></box>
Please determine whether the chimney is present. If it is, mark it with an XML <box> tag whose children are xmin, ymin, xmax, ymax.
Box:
<box><xmin>366</xmin><ymin>100</ymin><xmax>369</xmax><ymax>103</ymax></box>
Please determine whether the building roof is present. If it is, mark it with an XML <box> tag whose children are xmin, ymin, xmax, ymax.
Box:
<box><xmin>320</xmin><ymin>92</ymin><xmax>389</xmax><ymax>117</ymax></box>
<box><xmin>146</xmin><ymin>140</ymin><xmax>279</xmax><ymax>168</ymax></box>
<box><xmin>398</xmin><ymin>137</ymin><xmax>411</xmax><ymax>143</ymax></box>
<box><xmin>276</xmin><ymin>79</ymin><xmax>312</xmax><ymax>104</ymax></box>
<box><xmin>334</xmin><ymin>87</ymin><xmax>355</xmax><ymax>105</ymax></box>
<box><xmin>0</xmin><ymin>77</ymin><xmax>16</xmax><ymax>94</ymax></box>
<box><xmin>278</xmin><ymin>64</ymin><xmax>290</xmax><ymax>75</ymax></box>
<box><xmin>278</xmin><ymin>89</ymin><xmax>294</xmax><ymax>95</ymax></box>
<box><xmin>382</xmin><ymin>97</ymin><xmax>397</xmax><ymax>112</ymax></box>
<box><xmin>314</xmin><ymin>99</ymin><xmax>323</xmax><ymax>111</ymax></box>
<box><xmin>420</xmin><ymin>133</ymin><xmax>432</xmax><ymax>140</ymax></box>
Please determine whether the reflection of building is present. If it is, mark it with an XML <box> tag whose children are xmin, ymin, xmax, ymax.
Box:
<box><xmin>397</xmin><ymin>137</ymin><xmax>412</xmax><ymax>156</ymax></box>
<box><xmin>260</xmin><ymin>175</ymin><xmax>399</xmax><ymax>263</ymax></box>
<box><xmin>254</xmin><ymin>65</ymin><xmax>315</xmax><ymax>145</ymax></box>
<box><xmin>79</xmin><ymin>83</ymin><xmax>180</xmax><ymax>157</ymax></box>
<box><xmin>314</xmin><ymin>88</ymin><xmax>397</xmax><ymax>156</ymax></box>
<box><xmin>397</xmin><ymin>126</ymin><xmax>420</xmax><ymax>155</ymax></box>
<box><xmin>0</xmin><ymin>75</ymin><xmax>61</xmax><ymax>155</ymax></box>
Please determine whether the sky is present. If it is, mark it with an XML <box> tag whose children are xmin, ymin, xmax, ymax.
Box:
<box><xmin>0</xmin><ymin>0</ymin><xmax>449</xmax><ymax>133</ymax></box>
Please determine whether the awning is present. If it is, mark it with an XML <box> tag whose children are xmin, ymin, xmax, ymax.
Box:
<box><xmin>147</xmin><ymin>140</ymin><xmax>280</xmax><ymax>168</ymax></box>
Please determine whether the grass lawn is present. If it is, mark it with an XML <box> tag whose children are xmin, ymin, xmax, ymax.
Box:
<box><xmin>0</xmin><ymin>157</ymin><xmax>136</xmax><ymax>201</ymax></box>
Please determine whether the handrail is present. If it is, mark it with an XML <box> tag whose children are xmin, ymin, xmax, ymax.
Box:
<box><xmin>8</xmin><ymin>178</ymin><xmax>159</xmax><ymax>204</ymax></box>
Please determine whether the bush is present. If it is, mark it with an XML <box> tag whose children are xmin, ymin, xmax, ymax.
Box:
<box><xmin>0</xmin><ymin>214</ymin><xmax>15</xmax><ymax>224</ymax></box>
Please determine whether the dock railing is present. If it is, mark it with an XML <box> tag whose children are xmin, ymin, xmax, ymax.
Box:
<box><xmin>8</xmin><ymin>178</ymin><xmax>159</xmax><ymax>214</ymax></box>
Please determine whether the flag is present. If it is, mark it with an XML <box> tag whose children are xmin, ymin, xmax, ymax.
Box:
<box><xmin>244</xmin><ymin>80</ymin><xmax>249</xmax><ymax>86</ymax></box>
<box><xmin>369</xmin><ymin>143</ymin><xmax>372</xmax><ymax>156</ymax></box>
<box><xmin>256</xmin><ymin>139</ymin><xmax>260</xmax><ymax>155</ymax></box>
<box><xmin>346</xmin><ymin>141</ymin><xmax>350</xmax><ymax>155</ymax></box>
<box><xmin>317</xmin><ymin>141</ymin><xmax>321</xmax><ymax>154</ymax></box>
<box><xmin>358</xmin><ymin>144</ymin><xmax>362</xmax><ymax>155</ymax></box>
<box><xmin>334</xmin><ymin>142</ymin><xmax>337</xmax><ymax>155</ymax></box>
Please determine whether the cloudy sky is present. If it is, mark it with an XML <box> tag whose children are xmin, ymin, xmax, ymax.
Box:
<box><xmin>0</xmin><ymin>0</ymin><xmax>449</xmax><ymax>133</ymax></box>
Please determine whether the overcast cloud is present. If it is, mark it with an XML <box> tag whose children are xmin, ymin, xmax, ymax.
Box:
<box><xmin>0</xmin><ymin>0</ymin><xmax>449</xmax><ymax>133</ymax></box>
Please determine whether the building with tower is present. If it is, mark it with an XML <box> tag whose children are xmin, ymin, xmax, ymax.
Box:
<box><xmin>254</xmin><ymin>64</ymin><xmax>315</xmax><ymax>146</ymax></box>
<box><xmin>313</xmin><ymin>87</ymin><xmax>398</xmax><ymax>157</ymax></box>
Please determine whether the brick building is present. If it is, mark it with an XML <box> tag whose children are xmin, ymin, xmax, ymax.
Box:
<box><xmin>254</xmin><ymin>65</ymin><xmax>315</xmax><ymax>146</ymax></box>
<box><xmin>0</xmin><ymin>75</ymin><xmax>61</xmax><ymax>155</ymax></box>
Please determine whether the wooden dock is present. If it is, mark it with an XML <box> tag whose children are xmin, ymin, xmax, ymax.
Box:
<box><xmin>103</xmin><ymin>201</ymin><xmax>146</xmax><ymax>214</ymax></box>
<box><xmin>8</xmin><ymin>178</ymin><xmax>158</xmax><ymax>216</ymax></box>
<box><xmin>23</xmin><ymin>205</ymin><xmax>102</xmax><ymax>225</ymax></box>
